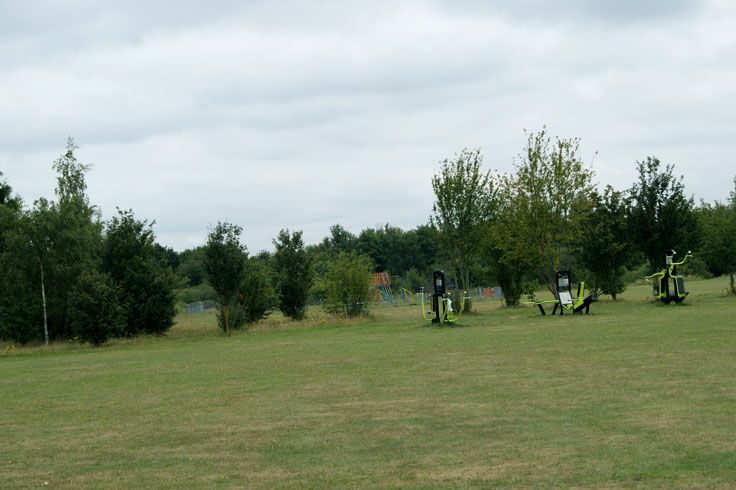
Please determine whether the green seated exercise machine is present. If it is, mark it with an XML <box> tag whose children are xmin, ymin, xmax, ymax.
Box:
<box><xmin>420</xmin><ymin>270</ymin><xmax>469</xmax><ymax>324</ymax></box>
<box><xmin>528</xmin><ymin>270</ymin><xmax>597</xmax><ymax>315</ymax></box>
<box><xmin>645</xmin><ymin>249</ymin><xmax>692</xmax><ymax>304</ymax></box>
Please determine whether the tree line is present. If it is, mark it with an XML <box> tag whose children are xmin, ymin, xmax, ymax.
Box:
<box><xmin>430</xmin><ymin>128</ymin><xmax>736</xmax><ymax>306</ymax></box>
<box><xmin>0</xmin><ymin>139</ymin><xmax>176</xmax><ymax>345</ymax></box>
<box><xmin>2</xmin><ymin>130</ymin><xmax>736</xmax><ymax>344</ymax></box>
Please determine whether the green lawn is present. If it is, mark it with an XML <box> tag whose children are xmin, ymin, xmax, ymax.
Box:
<box><xmin>1</xmin><ymin>278</ymin><xmax>735</xmax><ymax>488</ymax></box>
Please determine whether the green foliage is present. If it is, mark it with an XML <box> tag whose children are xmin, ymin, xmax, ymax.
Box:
<box><xmin>0</xmin><ymin>172</ymin><xmax>22</xmax><ymax>254</ymax></box>
<box><xmin>402</xmin><ymin>268</ymin><xmax>425</xmax><ymax>292</ymax></box>
<box><xmin>323</xmin><ymin>251</ymin><xmax>372</xmax><ymax>317</ymax></box>
<box><xmin>483</xmin><ymin>175</ymin><xmax>528</xmax><ymax>306</ymax></box>
<box><xmin>45</xmin><ymin>140</ymin><xmax>102</xmax><ymax>339</ymax></box>
<box><xmin>1</xmin><ymin>141</ymin><xmax>103</xmax><ymax>342</ymax></box>
<box><xmin>323</xmin><ymin>224</ymin><xmax>357</xmax><ymax>254</ymax></box>
<box><xmin>241</xmin><ymin>253</ymin><xmax>277</xmax><ymax>324</ymax></box>
<box><xmin>508</xmin><ymin>129</ymin><xmax>595</xmax><ymax>292</ymax></box>
<box><xmin>68</xmin><ymin>270</ymin><xmax>123</xmax><ymax>346</ymax></box>
<box><xmin>0</xmin><ymin>214</ymin><xmax>43</xmax><ymax>343</ymax></box>
<box><xmin>273</xmin><ymin>229</ymin><xmax>313</xmax><ymax>320</ymax></box>
<box><xmin>355</xmin><ymin>224</ymin><xmax>438</xmax><ymax>277</ymax></box>
<box><xmin>0</xmin><ymin>176</ymin><xmax>33</xmax><ymax>342</ymax></box>
<box><xmin>431</xmin><ymin>148</ymin><xmax>496</xmax><ymax>297</ymax></box>
<box><xmin>577</xmin><ymin>186</ymin><xmax>632</xmax><ymax>300</ymax></box>
<box><xmin>697</xmin><ymin>201</ymin><xmax>736</xmax><ymax>294</ymax></box>
<box><xmin>622</xmin><ymin>263</ymin><xmax>650</xmax><ymax>286</ymax></box>
<box><xmin>309</xmin><ymin>223</ymin><xmax>439</xmax><ymax>306</ymax></box>
<box><xmin>0</xmin><ymin>172</ymin><xmax>21</xmax><ymax>210</ymax></box>
<box><xmin>628</xmin><ymin>156</ymin><xmax>698</xmax><ymax>271</ymax></box>
<box><xmin>52</xmin><ymin>137</ymin><xmax>91</xmax><ymax>205</ymax></box>
<box><xmin>203</xmin><ymin>222</ymin><xmax>247</xmax><ymax>332</ymax></box>
<box><xmin>176</xmin><ymin>283</ymin><xmax>217</xmax><ymax>305</ymax></box>
<box><xmin>154</xmin><ymin>243</ymin><xmax>180</xmax><ymax>271</ymax></box>
<box><xmin>102</xmin><ymin>209</ymin><xmax>176</xmax><ymax>336</ymax></box>
<box><xmin>177</xmin><ymin>246</ymin><xmax>207</xmax><ymax>286</ymax></box>
<box><xmin>479</xmin><ymin>129</ymin><xmax>596</xmax><ymax>304</ymax></box>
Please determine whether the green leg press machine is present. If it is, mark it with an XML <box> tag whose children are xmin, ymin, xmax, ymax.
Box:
<box><xmin>528</xmin><ymin>270</ymin><xmax>597</xmax><ymax>315</ymax></box>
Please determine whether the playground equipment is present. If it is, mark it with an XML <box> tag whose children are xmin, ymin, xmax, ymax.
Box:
<box><xmin>420</xmin><ymin>270</ymin><xmax>469</xmax><ymax>324</ymax></box>
<box><xmin>529</xmin><ymin>270</ymin><xmax>597</xmax><ymax>315</ymax></box>
<box><xmin>646</xmin><ymin>250</ymin><xmax>692</xmax><ymax>304</ymax></box>
<box><xmin>371</xmin><ymin>272</ymin><xmax>394</xmax><ymax>303</ymax></box>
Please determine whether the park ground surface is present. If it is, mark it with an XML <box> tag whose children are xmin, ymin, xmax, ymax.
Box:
<box><xmin>1</xmin><ymin>279</ymin><xmax>735</xmax><ymax>488</ymax></box>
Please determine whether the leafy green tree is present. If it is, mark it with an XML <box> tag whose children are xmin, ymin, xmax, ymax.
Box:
<box><xmin>324</xmin><ymin>251</ymin><xmax>372</xmax><ymax>317</ymax></box>
<box><xmin>0</xmin><ymin>178</ymin><xmax>42</xmax><ymax>343</ymax></box>
<box><xmin>154</xmin><ymin>244</ymin><xmax>180</xmax><ymax>271</ymax></box>
<box><xmin>0</xmin><ymin>140</ymin><xmax>102</xmax><ymax>343</ymax></box>
<box><xmin>355</xmin><ymin>224</ymin><xmax>438</xmax><ymax>278</ymax></box>
<box><xmin>577</xmin><ymin>186</ymin><xmax>632</xmax><ymax>300</ymax></box>
<box><xmin>23</xmin><ymin>202</ymin><xmax>55</xmax><ymax>344</ymax></box>
<box><xmin>479</xmin><ymin>130</ymin><xmax>594</xmax><ymax>303</ymax></box>
<box><xmin>698</xmin><ymin>201</ymin><xmax>736</xmax><ymax>294</ymax></box>
<box><xmin>483</xmin><ymin>173</ymin><xmax>529</xmax><ymax>306</ymax></box>
<box><xmin>0</xmin><ymin>172</ymin><xmax>21</xmax><ymax>253</ymax></box>
<box><xmin>508</xmin><ymin>129</ymin><xmax>595</xmax><ymax>292</ymax></box>
<box><xmin>323</xmin><ymin>224</ymin><xmax>357</xmax><ymax>254</ymax></box>
<box><xmin>204</xmin><ymin>222</ymin><xmax>247</xmax><ymax>332</ymax></box>
<box><xmin>273</xmin><ymin>229</ymin><xmax>313</xmax><ymax>319</ymax></box>
<box><xmin>402</xmin><ymin>268</ymin><xmax>425</xmax><ymax>292</ymax></box>
<box><xmin>0</xmin><ymin>172</ymin><xmax>20</xmax><ymax>208</ymax></box>
<box><xmin>406</xmin><ymin>225</ymin><xmax>439</xmax><ymax>276</ymax></box>
<box><xmin>628</xmin><ymin>156</ymin><xmax>698</xmax><ymax>271</ymax></box>
<box><xmin>69</xmin><ymin>270</ymin><xmax>123</xmax><ymax>345</ymax></box>
<box><xmin>101</xmin><ymin>209</ymin><xmax>176</xmax><ymax>336</ymax></box>
<box><xmin>45</xmin><ymin>138</ymin><xmax>103</xmax><ymax>339</ymax></box>
<box><xmin>431</xmin><ymin>148</ymin><xmax>496</xmax><ymax>295</ymax></box>
<box><xmin>241</xmin><ymin>252</ymin><xmax>277</xmax><ymax>324</ymax></box>
<box><xmin>177</xmin><ymin>246</ymin><xmax>207</xmax><ymax>286</ymax></box>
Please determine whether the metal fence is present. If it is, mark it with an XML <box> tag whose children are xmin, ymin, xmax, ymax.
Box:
<box><xmin>185</xmin><ymin>301</ymin><xmax>218</xmax><ymax>315</ymax></box>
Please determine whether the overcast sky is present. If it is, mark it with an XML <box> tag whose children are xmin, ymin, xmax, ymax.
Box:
<box><xmin>1</xmin><ymin>0</ymin><xmax>734</xmax><ymax>252</ymax></box>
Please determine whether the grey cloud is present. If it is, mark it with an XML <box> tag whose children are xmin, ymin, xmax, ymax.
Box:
<box><xmin>1</xmin><ymin>0</ymin><xmax>735</xmax><ymax>251</ymax></box>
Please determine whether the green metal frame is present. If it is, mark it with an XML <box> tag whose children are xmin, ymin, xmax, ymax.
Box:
<box><xmin>646</xmin><ymin>252</ymin><xmax>691</xmax><ymax>304</ymax></box>
<box><xmin>526</xmin><ymin>280</ymin><xmax>596</xmax><ymax>315</ymax></box>
<box><xmin>420</xmin><ymin>290</ymin><xmax>469</xmax><ymax>324</ymax></box>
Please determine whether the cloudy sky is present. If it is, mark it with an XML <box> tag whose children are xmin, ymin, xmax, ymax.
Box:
<box><xmin>1</xmin><ymin>0</ymin><xmax>734</xmax><ymax>252</ymax></box>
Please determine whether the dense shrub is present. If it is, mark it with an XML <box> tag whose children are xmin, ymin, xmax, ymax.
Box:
<box><xmin>175</xmin><ymin>283</ymin><xmax>217</xmax><ymax>305</ymax></box>
<box><xmin>273</xmin><ymin>229</ymin><xmax>313</xmax><ymax>320</ymax></box>
<box><xmin>323</xmin><ymin>251</ymin><xmax>372</xmax><ymax>317</ymax></box>
<box><xmin>69</xmin><ymin>271</ymin><xmax>123</xmax><ymax>346</ymax></box>
<box><xmin>102</xmin><ymin>209</ymin><xmax>176</xmax><ymax>336</ymax></box>
<box><xmin>241</xmin><ymin>255</ymin><xmax>277</xmax><ymax>324</ymax></box>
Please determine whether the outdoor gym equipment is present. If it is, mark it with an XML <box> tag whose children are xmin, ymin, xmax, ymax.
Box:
<box><xmin>528</xmin><ymin>270</ymin><xmax>597</xmax><ymax>315</ymax></box>
<box><xmin>420</xmin><ymin>270</ymin><xmax>469</xmax><ymax>324</ymax></box>
<box><xmin>646</xmin><ymin>250</ymin><xmax>692</xmax><ymax>304</ymax></box>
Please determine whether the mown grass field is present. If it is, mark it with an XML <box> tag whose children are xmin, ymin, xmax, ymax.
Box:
<box><xmin>1</xmin><ymin>278</ymin><xmax>735</xmax><ymax>488</ymax></box>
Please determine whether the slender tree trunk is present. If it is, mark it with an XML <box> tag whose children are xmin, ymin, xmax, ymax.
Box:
<box><xmin>611</xmin><ymin>291</ymin><xmax>617</xmax><ymax>302</ymax></box>
<box><xmin>38</xmin><ymin>259</ymin><xmax>49</xmax><ymax>345</ymax></box>
<box><xmin>730</xmin><ymin>272</ymin><xmax>735</xmax><ymax>295</ymax></box>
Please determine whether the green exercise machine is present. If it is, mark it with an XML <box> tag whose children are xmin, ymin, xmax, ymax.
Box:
<box><xmin>645</xmin><ymin>250</ymin><xmax>692</xmax><ymax>304</ymax></box>
<box><xmin>528</xmin><ymin>270</ymin><xmax>597</xmax><ymax>315</ymax></box>
<box><xmin>420</xmin><ymin>270</ymin><xmax>469</xmax><ymax>324</ymax></box>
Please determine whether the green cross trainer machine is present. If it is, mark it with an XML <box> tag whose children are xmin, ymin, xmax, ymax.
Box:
<box><xmin>420</xmin><ymin>270</ymin><xmax>469</xmax><ymax>323</ymax></box>
<box><xmin>646</xmin><ymin>250</ymin><xmax>692</xmax><ymax>304</ymax></box>
<box><xmin>528</xmin><ymin>270</ymin><xmax>597</xmax><ymax>315</ymax></box>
